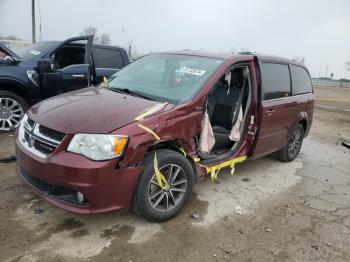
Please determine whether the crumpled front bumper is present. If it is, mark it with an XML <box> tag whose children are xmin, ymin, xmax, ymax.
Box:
<box><xmin>15</xmin><ymin>137</ymin><xmax>143</xmax><ymax>214</ymax></box>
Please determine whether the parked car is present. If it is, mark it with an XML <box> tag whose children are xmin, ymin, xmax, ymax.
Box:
<box><xmin>0</xmin><ymin>35</ymin><xmax>129</xmax><ymax>132</ymax></box>
<box><xmin>15</xmin><ymin>51</ymin><xmax>314</xmax><ymax>222</ymax></box>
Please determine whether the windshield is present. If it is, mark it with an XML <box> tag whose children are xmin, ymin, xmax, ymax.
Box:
<box><xmin>16</xmin><ymin>41</ymin><xmax>58</xmax><ymax>60</ymax></box>
<box><xmin>109</xmin><ymin>54</ymin><xmax>225</xmax><ymax>105</ymax></box>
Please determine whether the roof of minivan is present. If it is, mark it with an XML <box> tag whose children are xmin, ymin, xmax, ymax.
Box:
<box><xmin>158</xmin><ymin>50</ymin><xmax>305</xmax><ymax>68</ymax></box>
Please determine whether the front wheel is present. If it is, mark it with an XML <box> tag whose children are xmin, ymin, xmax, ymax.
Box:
<box><xmin>277</xmin><ymin>123</ymin><xmax>304</xmax><ymax>162</ymax></box>
<box><xmin>0</xmin><ymin>91</ymin><xmax>28</xmax><ymax>132</ymax></box>
<box><xmin>132</xmin><ymin>149</ymin><xmax>195</xmax><ymax>222</ymax></box>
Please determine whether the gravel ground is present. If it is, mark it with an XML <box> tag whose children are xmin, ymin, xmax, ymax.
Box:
<box><xmin>0</xmin><ymin>87</ymin><xmax>349</xmax><ymax>262</ymax></box>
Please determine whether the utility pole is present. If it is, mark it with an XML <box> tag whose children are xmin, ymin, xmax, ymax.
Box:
<box><xmin>31</xmin><ymin>0</ymin><xmax>36</xmax><ymax>43</ymax></box>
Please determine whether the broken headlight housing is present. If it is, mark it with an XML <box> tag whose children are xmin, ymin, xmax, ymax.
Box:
<box><xmin>67</xmin><ymin>134</ymin><xmax>128</xmax><ymax>161</ymax></box>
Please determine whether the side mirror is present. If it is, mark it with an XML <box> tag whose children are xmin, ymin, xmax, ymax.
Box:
<box><xmin>37</xmin><ymin>59</ymin><xmax>52</xmax><ymax>74</ymax></box>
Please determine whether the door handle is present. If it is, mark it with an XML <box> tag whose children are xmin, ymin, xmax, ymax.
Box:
<box><xmin>266</xmin><ymin>108</ymin><xmax>275</xmax><ymax>115</ymax></box>
<box><xmin>72</xmin><ymin>74</ymin><xmax>86</xmax><ymax>78</ymax></box>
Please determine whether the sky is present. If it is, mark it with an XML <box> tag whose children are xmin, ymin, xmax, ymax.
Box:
<box><xmin>0</xmin><ymin>0</ymin><xmax>349</xmax><ymax>79</ymax></box>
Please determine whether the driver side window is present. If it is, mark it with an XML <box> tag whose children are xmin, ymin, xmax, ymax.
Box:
<box><xmin>51</xmin><ymin>44</ymin><xmax>86</xmax><ymax>69</ymax></box>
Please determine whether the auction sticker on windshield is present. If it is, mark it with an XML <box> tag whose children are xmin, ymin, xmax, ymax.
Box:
<box><xmin>179</xmin><ymin>66</ymin><xmax>206</xmax><ymax>76</ymax></box>
<box><xmin>29</xmin><ymin>50</ymin><xmax>41</xmax><ymax>55</ymax></box>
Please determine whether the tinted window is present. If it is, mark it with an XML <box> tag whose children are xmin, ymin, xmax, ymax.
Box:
<box><xmin>93</xmin><ymin>48</ymin><xmax>125</xmax><ymax>69</ymax></box>
<box><xmin>290</xmin><ymin>65</ymin><xmax>313</xmax><ymax>95</ymax></box>
<box><xmin>261</xmin><ymin>63</ymin><xmax>291</xmax><ymax>100</ymax></box>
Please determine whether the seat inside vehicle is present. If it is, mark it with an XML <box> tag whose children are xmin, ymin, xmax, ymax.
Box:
<box><xmin>53</xmin><ymin>44</ymin><xmax>85</xmax><ymax>69</ymax></box>
<box><xmin>206</xmin><ymin>66</ymin><xmax>249</xmax><ymax>154</ymax></box>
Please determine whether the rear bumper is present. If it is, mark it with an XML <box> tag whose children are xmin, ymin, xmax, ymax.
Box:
<box><xmin>16</xmin><ymin>138</ymin><xmax>142</xmax><ymax>214</ymax></box>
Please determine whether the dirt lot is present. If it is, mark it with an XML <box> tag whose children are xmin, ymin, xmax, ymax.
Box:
<box><xmin>0</xmin><ymin>86</ymin><xmax>349</xmax><ymax>262</ymax></box>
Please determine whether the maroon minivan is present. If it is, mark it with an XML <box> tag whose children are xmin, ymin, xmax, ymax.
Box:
<box><xmin>15</xmin><ymin>51</ymin><xmax>314</xmax><ymax>222</ymax></box>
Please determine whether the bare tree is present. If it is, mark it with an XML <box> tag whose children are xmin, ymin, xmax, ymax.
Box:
<box><xmin>0</xmin><ymin>35</ymin><xmax>22</xmax><ymax>40</ymax></box>
<box><xmin>293</xmin><ymin>57</ymin><xmax>305</xmax><ymax>64</ymax></box>
<box><xmin>80</xmin><ymin>25</ymin><xmax>113</xmax><ymax>45</ymax></box>
<box><xmin>100</xmin><ymin>33</ymin><xmax>111</xmax><ymax>45</ymax></box>
<box><xmin>80</xmin><ymin>25</ymin><xmax>100</xmax><ymax>43</ymax></box>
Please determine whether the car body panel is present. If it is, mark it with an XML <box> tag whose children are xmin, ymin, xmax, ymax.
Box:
<box><xmin>28</xmin><ymin>87</ymin><xmax>165</xmax><ymax>134</ymax></box>
<box><xmin>15</xmin><ymin>51</ymin><xmax>314</xmax><ymax>214</ymax></box>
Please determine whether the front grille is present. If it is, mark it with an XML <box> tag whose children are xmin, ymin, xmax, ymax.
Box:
<box><xmin>27</xmin><ymin>118</ymin><xmax>35</xmax><ymax>128</ymax></box>
<box><xmin>20</xmin><ymin>117</ymin><xmax>66</xmax><ymax>158</ymax></box>
<box><xmin>33</xmin><ymin>139</ymin><xmax>57</xmax><ymax>155</ymax></box>
<box><xmin>24</xmin><ymin>132</ymin><xmax>30</xmax><ymax>143</ymax></box>
<box><xmin>38</xmin><ymin>125</ymin><xmax>65</xmax><ymax>142</ymax></box>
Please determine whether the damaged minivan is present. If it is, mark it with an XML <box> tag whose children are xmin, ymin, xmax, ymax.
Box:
<box><xmin>15</xmin><ymin>51</ymin><xmax>314</xmax><ymax>222</ymax></box>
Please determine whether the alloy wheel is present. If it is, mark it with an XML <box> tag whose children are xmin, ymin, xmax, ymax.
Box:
<box><xmin>0</xmin><ymin>98</ymin><xmax>24</xmax><ymax>131</ymax></box>
<box><xmin>288</xmin><ymin>129</ymin><xmax>302</xmax><ymax>158</ymax></box>
<box><xmin>148</xmin><ymin>164</ymin><xmax>187</xmax><ymax>212</ymax></box>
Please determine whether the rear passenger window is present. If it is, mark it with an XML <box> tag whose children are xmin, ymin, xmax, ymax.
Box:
<box><xmin>261</xmin><ymin>63</ymin><xmax>291</xmax><ymax>100</ymax></box>
<box><xmin>290</xmin><ymin>65</ymin><xmax>313</xmax><ymax>95</ymax></box>
<box><xmin>93</xmin><ymin>48</ymin><xmax>125</xmax><ymax>69</ymax></box>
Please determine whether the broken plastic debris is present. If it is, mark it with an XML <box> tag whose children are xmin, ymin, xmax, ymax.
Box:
<box><xmin>234</xmin><ymin>206</ymin><xmax>242</xmax><ymax>215</ymax></box>
<box><xmin>28</xmin><ymin>199</ymin><xmax>41</xmax><ymax>209</ymax></box>
<box><xmin>34</xmin><ymin>208</ymin><xmax>44</xmax><ymax>214</ymax></box>
<box><xmin>191</xmin><ymin>213</ymin><xmax>200</xmax><ymax>220</ymax></box>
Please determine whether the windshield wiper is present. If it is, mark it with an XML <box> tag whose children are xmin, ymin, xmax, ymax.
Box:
<box><xmin>109</xmin><ymin>87</ymin><xmax>156</xmax><ymax>101</ymax></box>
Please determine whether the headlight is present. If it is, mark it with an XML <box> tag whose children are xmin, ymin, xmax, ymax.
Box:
<box><xmin>67</xmin><ymin>134</ymin><xmax>128</xmax><ymax>161</ymax></box>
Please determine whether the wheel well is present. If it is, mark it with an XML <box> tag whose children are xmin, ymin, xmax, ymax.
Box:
<box><xmin>0</xmin><ymin>84</ymin><xmax>29</xmax><ymax>104</ymax></box>
<box><xmin>147</xmin><ymin>140</ymin><xmax>196</xmax><ymax>175</ymax></box>
<box><xmin>298</xmin><ymin>119</ymin><xmax>307</xmax><ymax>133</ymax></box>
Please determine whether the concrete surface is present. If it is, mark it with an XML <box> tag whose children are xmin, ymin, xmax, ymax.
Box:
<box><xmin>0</xmin><ymin>86</ymin><xmax>349</xmax><ymax>262</ymax></box>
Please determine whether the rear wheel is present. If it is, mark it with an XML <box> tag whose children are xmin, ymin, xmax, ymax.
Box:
<box><xmin>132</xmin><ymin>149</ymin><xmax>195</xmax><ymax>222</ymax></box>
<box><xmin>0</xmin><ymin>91</ymin><xmax>28</xmax><ymax>132</ymax></box>
<box><xmin>277</xmin><ymin>124</ymin><xmax>304</xmax><ymax>162</ymax></box>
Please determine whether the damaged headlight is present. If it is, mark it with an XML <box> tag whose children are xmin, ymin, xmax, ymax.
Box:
<box><xmin>67</xmin><ymin>134</ymin><xmax>128</xmax><ymax>161</ymax></box>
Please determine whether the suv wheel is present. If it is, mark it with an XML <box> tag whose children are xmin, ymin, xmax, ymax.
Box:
<box><xmin>132</xmin><ymin>149</ymin><xmax>195</xmax><ymax>222</ymax></box>
<box><xmin>277</xmin><ymin>123</ymin><xmax>304</xmax><ymax>162</ymax></box>
<box><xmin>0</xmin><ymin>91</ymin><xmax>28</xmax><ymax>132</ymax></box>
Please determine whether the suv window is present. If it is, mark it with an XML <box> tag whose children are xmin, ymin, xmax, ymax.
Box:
<box><xmin>261</xmin><ymin>63</ymin><xmax>291</xmax><ymax>100</ymax></box>
<box><xmin>93</xmin><ymin>47</ymin><xmax>125</xmax><ymax>69</ymax></box>
<box><xmin>290</xmin><ymin>65</ymin><xmax>313</xmax><ymax>95</ymax></box>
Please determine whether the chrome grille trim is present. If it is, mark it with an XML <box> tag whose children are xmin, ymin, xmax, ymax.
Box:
<box><xmin>18</xmin><ymin>116</ymin><xmax>65</xmax><ymax>158</ymax></box>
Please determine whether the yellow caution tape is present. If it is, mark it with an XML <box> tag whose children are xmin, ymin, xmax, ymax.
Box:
<box><xmin>138</xmin><ymin>124</ymin><xmax>160</xmax><ymax>141</ymax></box>
<box><xmin>206</xmin><ymin>156</ymin><xmax>247</xmax><ymax>182</ymax></box>
<box><xmin>153</xmin><ymin>152</ymin><xmax>168</xmax><ymax>190</ymax></box>
<box><xmin>179</xmin><ymin>147</ymin><xmax>187</xmax><ymax>157</ymax></box>
<box><xmin>134</xmin><ymin>102</ymin><xmax>168</xmax><ymax>121</ymax></box>
<box><xmin>102</xmin><ymin>77</ymin><xmax>109</xmax><ymax>88</ymax></box>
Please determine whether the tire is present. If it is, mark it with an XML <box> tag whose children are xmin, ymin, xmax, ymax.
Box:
<box><xmin>0</xmin><ymin>91</ymin><xmax>28</xmax><ymax>132</ymax></box>
<box><xmin>277</xmin><ymin>123</ymin><xmax>304</xmax><ymax>162</ymax></box>
<box><xmin>132</xmin><ymin>149</ymin><xmax>195</xmax><ymax>222</ymax></box>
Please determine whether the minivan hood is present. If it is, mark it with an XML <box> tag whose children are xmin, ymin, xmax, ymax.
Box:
<box><xmin>28</xmin><ymin>87</ymin><xmax>165</xmax><ymax>134</ymax></box>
